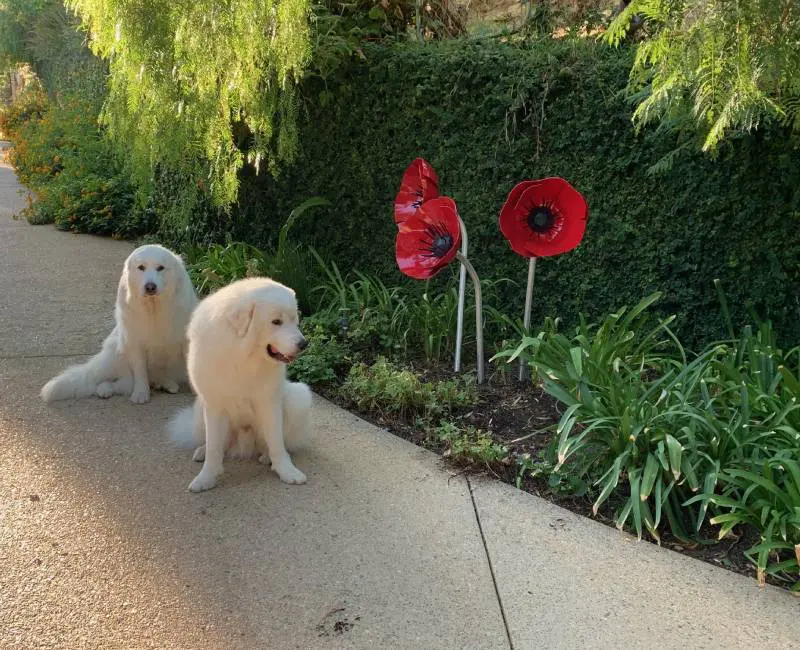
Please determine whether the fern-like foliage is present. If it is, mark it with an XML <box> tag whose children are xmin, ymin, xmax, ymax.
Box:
<box><xmin>605</xmin><ymin>0</ymin><xmax>800</xmax><ymax>151</ymax></box>
<box><xmin>67</xmin><ymin>0</ymin><xmax>312</xmax><ymax>206</ymax></box>
<box><xmin>1</xmin><ymin>0</ymin><xmax>103</xmax><ymax>100</ymax></box>
<box><xmin>0</xmin><ymin>0</ymin><xmax>48</xmax><ymax>68</ymax></box>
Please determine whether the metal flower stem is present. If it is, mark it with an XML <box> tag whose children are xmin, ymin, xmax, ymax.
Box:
<box><xmin>454</xmin><ymin>217</ymin><xmax>468</xmax><ymax>373</ymax></box>
<box><xmin>455</xmin><ymin>252</ymin><xmax>484</xmax><ymax>384</ymax></box>
<box><xmin>518</xmin><ymin>256</ymin><xmax>537</xmax><ymax>382</ymax></box>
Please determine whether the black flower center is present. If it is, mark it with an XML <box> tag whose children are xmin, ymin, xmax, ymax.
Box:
<box><xmin>431</xmin><ymin>233</ymin><xmax>453</xmax><ymax>257</ymax></box>
<box><xmin>528</xmin><ymin>207</ymin><xmax>554</xmax><ymax>233</ymax></box>
<box><xmin>421</xmin><ymin>222</ymin><xmax>454</xmax><ymax>258</ymax></box>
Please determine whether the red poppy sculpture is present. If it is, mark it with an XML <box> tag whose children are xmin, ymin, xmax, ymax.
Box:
<box><xmin>393</xmin><ymin>159</ymin><xmax>484</xmax><ymax>383</ymax></box>
<box><xmin>499</xmin><ymin>178</ymin><xmax>588</xmax><ymax>258</ymax></box>
<box><xmin>498</xmin><ymin>177</ymin><xmax>588</xmax><ymax>380</ymax></box>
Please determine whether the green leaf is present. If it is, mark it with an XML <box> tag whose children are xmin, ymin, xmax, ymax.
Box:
<box><xmin>629</xmin><ymin>469</ymin><xmax>643</xmax><ymax>539</ymax></box>
<box><xmin>616</xmin><ymin>498</ymin><xmax>634</xmax><ymax>531</ymax></box>
<box><xmin>779</xmin><ymin>366</ymin><xmax>800</xmax><ymax>395</ymax></box>
<box><xmin>665</xmin><ymin>434</ymin><xmax>683</xmax><ymax>481</ymax></box>
<box><xmin>593</xmin><ymin>455</ymin><xmax>626</xmax><ymax>515</ymax></box>
<box><xmin>278</xmin><ymin>196</ymin><xmax>331</xmax><ymax>255</ymax></box>
<box><xmin>680</xmin><ymin>456</ymin><xmax>699</xmax><ymax>492</ymax></box>
<box><xmin>696</xmin><ymin>471</ymin><xmax>717</xmax><ymax>532</ymax></box>
<box><xmin>541</xmin><ymin>378</ymin><xmax>578</xmax><ymax>407</ymax></box>
<box><xmin>640</xmin><ymin>454</ymin><xmax>659</xmax><ymax>502</ymax></box>
<box><xmin>569</xmin><ymin>346</ymin><xmax>583</xmax><ymax>377</ymax></box>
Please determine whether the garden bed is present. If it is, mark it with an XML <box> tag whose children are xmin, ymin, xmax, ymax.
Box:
<box><xmin>317</xmin><ymin>367</ymin><xmax>783</xmax><ymax>589</ymax></box>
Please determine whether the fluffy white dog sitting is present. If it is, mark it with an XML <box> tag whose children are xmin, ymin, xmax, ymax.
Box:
<box><xmin>41</xmin><ymin>244</ymin><xmax>198</xmax><ymax>404</ymax></box>
<box><xmin>168</xmin><ymin>277</ymin><xmax>313</xmax><ymax>492</ymax></box>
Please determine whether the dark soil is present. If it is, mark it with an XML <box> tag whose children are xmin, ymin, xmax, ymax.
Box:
<box><xmin>317</xmin><ymin>366</ymin><xmax>791</xmax><ymax>591</ymax></box>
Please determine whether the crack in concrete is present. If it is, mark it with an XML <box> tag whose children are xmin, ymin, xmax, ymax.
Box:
<box><xmin>467</xmin><ymin>476</ymin><xmax>514</xmax><ymax>650</ymax></box>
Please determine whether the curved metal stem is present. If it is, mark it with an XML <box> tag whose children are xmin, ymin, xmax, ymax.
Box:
<box><xmin>519</xmin><ymin>257</ymin><xmax>537</xmax><ymax>382</ymax></box>
<box><xmin>456</xmin><ymin>252</ymin><xmax>484</xmax><ymax>384</ymax></box>
<box><xmin>454</xmin><ymin>217</ymin><xmax>468</xmax><ymax>373</ymax></box>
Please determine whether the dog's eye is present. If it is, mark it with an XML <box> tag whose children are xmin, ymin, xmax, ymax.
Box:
<box><xmin>156</xmin><ymin>265</ymin><xmax>165</xmax><ymax>272</ymax></box>
<box><xmin>272</xmin><ymin>318</ymin><xmax>283</xmax><ymax>326</ymax></box>
<box><xmin>137</xmin><ymin>264</ymin><xmax>145</xmax><ymax>271</ymax></box>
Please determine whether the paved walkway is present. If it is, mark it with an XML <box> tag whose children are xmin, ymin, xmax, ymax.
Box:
<box><xmin>0</xmin><ymin>143</ymin><xmax>798</xmax><ymax>649</ymax></box>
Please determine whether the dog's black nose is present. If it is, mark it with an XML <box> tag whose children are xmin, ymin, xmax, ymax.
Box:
<box><xmin>144</xmin><ymin>282</ymin><xmax>157</xmax><ymax>294</ymax></box>
<box><xmin>297</xmin><ymin>337</ymin><xmax>309</xmax><ymax>351</ymax></box>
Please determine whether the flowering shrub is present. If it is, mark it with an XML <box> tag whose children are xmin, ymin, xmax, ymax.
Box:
<box><xmin>0</xmin><ymin>84</ymin><xmax>49</xmax><ymax>137</ymax></box>
<box><xmin>2</xmin><ymin>90</ymin><xmax>148</xmax><ymax>237</ymax></box>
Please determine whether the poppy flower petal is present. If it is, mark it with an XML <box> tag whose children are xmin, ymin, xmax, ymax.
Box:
<box><xmin>396</xmin><ymin>197</ymin><xmax>461</xmax><ymax>279</ymax></box>
<box><xmin>547</xmin><ymin>178</ymin><xmax>588</xmax><ymax>252</ymax></box>
<box><xmin>503</xmin><ymin>180</ymin><xmax>540</xmax><ymax>215</ymax></box>
<box><xmin>394</xmin><ymin>158</ymin><xmax>440</xmax><ymax>226</ymax></box>
<box><xmin>395</xmin><ymin>189</ymin><xmax>425</xmax><ymax>227</ymax></box>
<box><xmin>499</xmin><ymin>180</ymin><xmax>542</xmax><ymax>258</ymax></box>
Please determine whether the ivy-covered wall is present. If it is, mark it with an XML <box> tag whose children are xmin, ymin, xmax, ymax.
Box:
<box><xmin>161</xmin><ymin>38</ymin><xmax>800</xmax><ymax>347</ymax></box>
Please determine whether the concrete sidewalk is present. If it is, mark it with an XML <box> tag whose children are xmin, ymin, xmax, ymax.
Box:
<box><xmin>0</xmin><ymin>148</ymin><xmax>797</xmax><ymax>649</ymax></box>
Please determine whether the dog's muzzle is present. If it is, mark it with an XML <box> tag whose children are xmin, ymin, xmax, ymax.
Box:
<box><xmin>267</xmin><ymin>338</ymin><xmax>308</xmax><ymax>364</ymax></box>
<box><xmin>144</xmin><ymin>282</ymin><xmax>158</xmax><ymax>296</ymax></box>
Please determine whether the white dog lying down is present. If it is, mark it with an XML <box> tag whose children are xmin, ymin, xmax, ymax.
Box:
<box><xmin>41</xmin><ymin>244</ymin><xmax>198</xmax><ymax>404</ymax></box>
<box><xmin>168</xmin><ymin>277</ymin><xmax>313</xmax><ymax>492</ymax></box>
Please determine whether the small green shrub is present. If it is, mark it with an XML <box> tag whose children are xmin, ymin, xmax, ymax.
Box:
<box><xmin>428</xmin><ymin>421</ymin><xmax>509</xmax><ymax>465</ymax></box>
<box><xmin>185</xmin><ymin>242</ymin><xmax>267</xmax><ymax>295</ymax></box>
<box><xmin>692</xmin><ymin>453</ymin><xmax>800</xmax><ymax>591</ymax></box>
<box><xmin>340</xmin><ymin>357</ymin><xmax>476</xmax><ymax>421</ymax></box>
<box><xmin>514</xmin><ymin>449</ymin><xmax>591</xmax><ymax>495</ymax></box>
<box><xmin>499</xmin><ymin>293</ymin><xmax>703</xmax><ymax>542</ymax></box>
<box><xmin>288</xmin><ymin>315</ymin><xmax>352</xmax><ymax>386</ymax></box>
<box><xmin>311</xmin><ymin>258</ymin><xmax>408</xmax><ymax>356</ymax></box>
<box><xmin>685</xmin><ymin>309</ymin><xmax>800</xmax><ymax>588</ymax></box>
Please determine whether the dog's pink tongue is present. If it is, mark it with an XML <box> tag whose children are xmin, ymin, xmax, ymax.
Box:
<box><xmin>269</xmin><ymin>345</ymin><xmax>294</xmax><ymax>363</ymax></box>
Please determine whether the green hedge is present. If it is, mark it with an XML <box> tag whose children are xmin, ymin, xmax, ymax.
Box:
<box><xmin>163</xmin><ymin>38</ymin><xmax>800</xmax><ymax>347</ymax></box>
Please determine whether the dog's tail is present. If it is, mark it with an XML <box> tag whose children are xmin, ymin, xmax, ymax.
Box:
<box><xmin>168</xmin><ymin>399</ymin><xmax>204</xmax><ymax>448</ymax></box>
<box><xmin>284</xmin><ymin>381</ymin><xmax>313</xmax><ymax>452</ymax></box>
<box><xmin>40</xmin><ymin>340</ymin><xmax>116</xmax><ymax>403</ymax></box>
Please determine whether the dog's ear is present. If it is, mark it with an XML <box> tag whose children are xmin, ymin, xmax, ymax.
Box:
<box><xmin>120</xmin><ymin>257</ymin><xmax>137</xmax><ymax>303</ymax></box>
<box><xmin>228</xmin><ymin>302</ymin><xmax>256</xmax><ymax>338</ymax></box>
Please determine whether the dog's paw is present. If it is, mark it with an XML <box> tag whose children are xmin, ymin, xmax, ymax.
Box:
<box><xmin>258</xmin><ymin>454</ymin><xmax>272</xmax><ymax>466</ymax></box>
<box><xmin>188</xmin><ymin>469</ymin><xmax>219</xmax><ymax>492</ymax></box>
<box><xmin>273</xmin><ymin>460</ymin><xmax>307</xmax><ymax>485</ymax></box>
<box><xmin>192</xmin><ymin>445</ymin><xmax>206</xmax><ymax>462</ymax></box>
<box><xmin>96</xmin><ymin>382</ymin><xmax>114</xmax><ymax>399</ymax></box>
<box><xmin>129</xmin><ymin>384</ymin><xmax>150</xmax><ymax>404</ymax></box>
<box><xmin>158</xmin><ymin>380</ymin><xmax>180</xmax><ymax>394</ymax></box>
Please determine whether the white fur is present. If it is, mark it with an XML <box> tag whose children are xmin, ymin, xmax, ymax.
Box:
<box><xmin>168</xmin><ymin>277</ymin><xmax>313</xmax><ymax>492</ymax></box>
<box><xmin>40</xmin><ymin>244</ymin><xmax>198</xmax><ymax>404</ymax></box>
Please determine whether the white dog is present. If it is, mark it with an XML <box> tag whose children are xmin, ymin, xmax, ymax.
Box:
<box><xmin>41</xmin><ymin>244</ymin><xmax>198</xmax><ymax>404</ymax></box>
<box><xmin>168</xmin><ymin>277</ymin><xmax>312</xmax><ymax>492</ymax></box>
